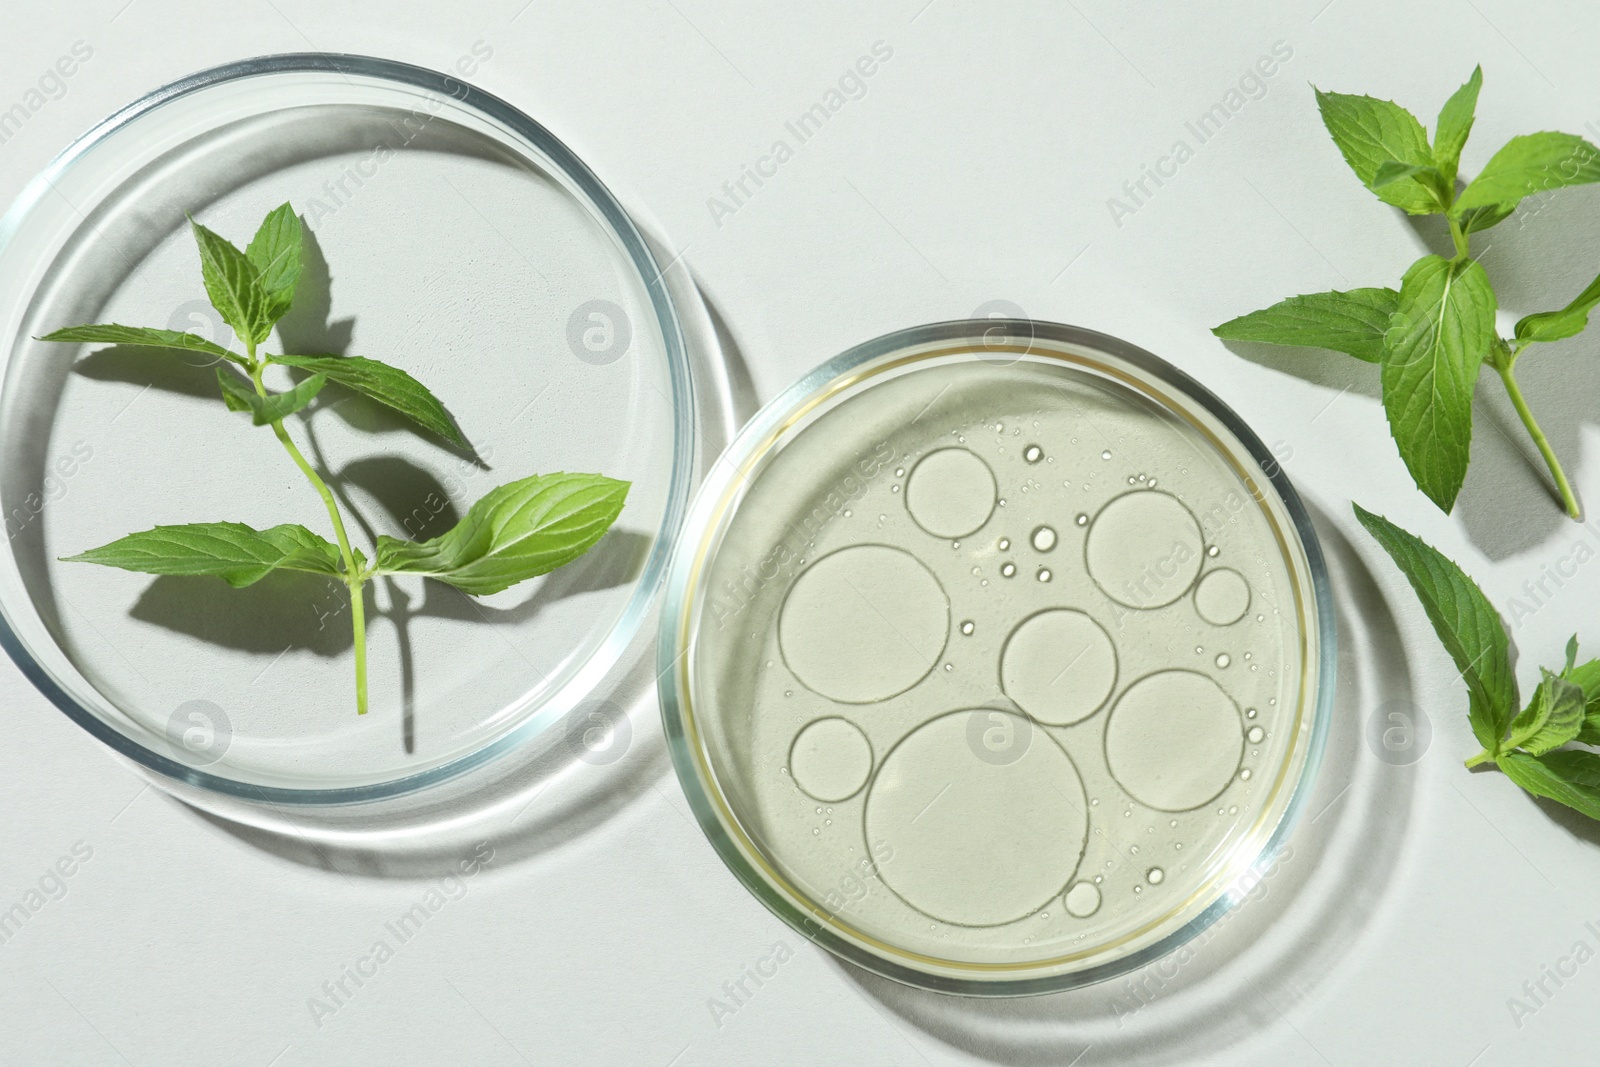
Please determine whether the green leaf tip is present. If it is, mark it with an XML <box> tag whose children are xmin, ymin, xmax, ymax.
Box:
<box><xmin>1513</xmin><ymin>267</ymin><xmax>1600</xmax><ymax>345</ymax></box>
<box><xmin>1433</xmin><ymin>66</ymin><xmax>1483</xmax><ymax>187</ymax></box>
<box><xmin>35</xmin><ymin>324</ymin><xmax>241</xmax><ymax>364</ymax></box>
<box><xmin>1352</xmin><ymin>502</ymin><xmax>1517</xmax><ymax>751</ymax></box>
<box><xmin>1212</xmin><ymin>288</ymin><xmax>1398</xmax><ymax>363</ymax></box>
<box><xmin>1455</xmin><ymin>132</ymin><xmax>1600</xmax><ymax>215</ymax></box>
<box><xmin>63</xmin><ymin>521</ymin><xmax>346</xmax><ymax>588</ymax></box>
<box><xmin>246</xmin><ymin>203</ymin><xmax>304</xmax><ymax>326</ymax></box>
<box><xmin>269</xmin><ymin>353</ymin><xmax>466</xmax><ymax>447</ymax></box>
<box><xmin>1314</xmin><ymin>86</ymin><xmax>1440</xmax><ymax>213</ymax></box>
<box><xmin>190</xmin><ymin>216</ymin><xmax>274</xmax><ymax>347</ymax></box>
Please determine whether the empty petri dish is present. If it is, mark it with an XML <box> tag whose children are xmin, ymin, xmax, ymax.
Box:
<box><xmin>0</xmin><ymin>55</ymin><xmax>695</xmax><ymax>803</ymax></box>
<box><xmin>659</xmin><ymin>319</ymin><xmax>1333</xmax><ymax>993</ymax></box>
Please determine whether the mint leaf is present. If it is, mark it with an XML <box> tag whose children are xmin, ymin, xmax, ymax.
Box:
<box><xmin>1211</xmin><ymin>288</ymin><xmax>1399</xmax><ymax>362</ymax></box>
<box><xmin>1381</xmin><ymin>254</ymin><xmax>1496</xmax><ymax>511</ymax></box>
<box><xmin>1455</xmin><ymin>132</ymin><xmax>1600</xmax><ymax>214</ymax></box>
<box><xmin>1432</xmin><ymin>65</ymin><xmax>1482</xmax><ymax>187</ymax></box>
<box><xmin>216</xmin><ymin>369</ymin><xmax>326</xmax><ymax>425</ymax></box>
<box><xmin>1513</xmin><ymin>268</ymin><xmax>1600</xmax><ymax>345</ymax></box>
<box><xmin>1563</xmin><ymin>657</ymin><xmax>1600</xmax><ymax>745</ymax></box>
<box><xmin>63</xmin><ymin>521</ymin><xmax>347</xmax><ymax>588</ymax></box>
<box><xmin>37</xmin><ymin>323</ymin><xmax>242</xmax><ymax>364</ymax></box>
<box><xmin>1458</xmin><ymin>202</ymin><xmax>1514</xmax><ymax>234</ymax></box>
<box><xmin>1508</xmin><ymin>679</ymin><xmax>1550</xmax><ymax>748</ymax></box>
<box><xmin>1314</xmin><ymin>89</ymin><xmax>1441</xmax><ymax>213</ymax></box>
<box><xmin>1353</xmin><ymin>503</ymin><xmax>1518</xmax><ymax>751</ymax></box>
<box><xmin>190</xmin><ymin>217</ymin><xmax>273</xmax><ymax>346</ymax></box>
<box><xmin>216</xmin><ymin>371</ymin><xmax>254</xmax><ymax>414</ymax></box>
<box><xmin>245</xmin><ymin>202</ymin><xmax>303</xmax><ymax>326</ymax></box>
<box><xmin>1535</xmin><ymin>750</ymin><xmax>1600</xmax><ymax>790</ymax></box>
<box><xmin>269</xmin><ymin>353</ymin><xmax>465</xmax><ymax>446</ymax></box>
<box><xmin>375</xmin><ymin>473</ymin><xmax>628</xmax><ymax>595</ymax></box>
<box><xmin>1499</xmin><ymin>750</ymin><xmax>1600</xmax><ymax>821</ymax></box>
<box><xmin>1570</xmin><ymin>660</ymin><xmax>1600</xmax><ymax>696</ymax></box>
<box><xmin>1508</xmin><ymin>670</ymin><xmax>1586</xmax><ymax>756</ymax></box>
<box><xmin>1373</xmin><ymin>161</ymin><xmax>1440</xmax><ymax>189</ymax></box>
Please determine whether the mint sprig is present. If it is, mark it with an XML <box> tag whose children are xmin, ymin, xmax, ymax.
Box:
<box><xmin>1354</xmin><ymin>502</ymin><xmax>1600</xmax><ymax>821</ymax></box>
<box><xmin>42</xmin><ymin>203</ymin><xmax>629</xmax><ymax>716</ymax></box>
<box><xmin>1216</xmin><ymin>67</ymin><xmax>1598</xmax><ymax>519</ymax></box>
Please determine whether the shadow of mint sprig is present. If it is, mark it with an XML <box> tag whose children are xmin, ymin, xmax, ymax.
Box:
<box><xmin>1355</xmin><ymin>503</ymin><xmax>1600</xmax><ymax>819</ymax></box>
<box><xmin>1215</xmin><ymin>68</ymin><xmax>1600</xmax><ymax>519</ymax></box>
<box><xmin>39</xmin><ymin>203</ymin><xmax>628</xmax><ymax>717</ymax></box>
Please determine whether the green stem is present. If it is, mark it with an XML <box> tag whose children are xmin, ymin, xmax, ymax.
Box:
<box><xmin>1454</xmin><ymin>219</ymin><xmax>1579</xmax><ymax>520</ymax></box>
<box><xmin>247</xmin><ymin>347</ymin><xmax>370</xmax><ymax>714</ymax></box>
<box><xmin>1490</xmin><ymin>344</ymin><xmax>1581</xmax><ymax>520</ymax></box>
<box><xmin>1464</xmin><ymin>748</ymin><xmax>1495</xmax><ymax>769</ymax></box>
<box><xmin>1447</xmin><ymin>214</ymin><xmax>1470</xmax><ymax>260</ymax></box>
<box><xmin>349</xmin><ymin>577</ymin><xmax>367</xmax><ymax>715</ymax></box>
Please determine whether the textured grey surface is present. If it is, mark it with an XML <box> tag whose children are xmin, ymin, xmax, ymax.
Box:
<box><xmin>3</xmin><ymin>1</ymin><xmax>1600</xmax><ymax>1064</ymax></box>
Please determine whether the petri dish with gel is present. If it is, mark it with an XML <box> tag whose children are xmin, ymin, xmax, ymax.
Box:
<box><xmin>659</xmin><ymin>319</ymin><xmax>1334</xmax><ymax>994</ymax></box>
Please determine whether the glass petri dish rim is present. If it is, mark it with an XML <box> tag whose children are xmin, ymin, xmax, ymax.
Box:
<box><xmin>658</xmin><ymin>318</ymin><xmax>1336</xmax><ymax>996</ymax></box>
<box><xmin>0</xmin><ymin>53</ymin><xmax>696</xmax><ymax>805</ymax></box>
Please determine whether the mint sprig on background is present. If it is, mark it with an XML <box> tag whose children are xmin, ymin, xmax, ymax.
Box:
<box><xmin>42</xmin><ymin>204</ymin><xmax>629</xmax><ymax>716</ymax></box>
<box><xmin>1215</xmin><ymin>68</ymin><xmax>1600</xmax><ymax>519</ymax></box>
<box><xmin>1354</xmin><ymin>503</ymin><xmax>1600</xmax><ymax>820</ymax></box>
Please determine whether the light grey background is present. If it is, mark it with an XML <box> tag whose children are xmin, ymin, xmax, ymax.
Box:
<box><xmin>4</xmin><ymin>1</ymin><xmax>1600</xmax><ymax>1064</ymax></box>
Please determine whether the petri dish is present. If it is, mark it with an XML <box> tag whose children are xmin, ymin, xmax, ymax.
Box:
<box><xmin>659</xmin><ymin>319</ymin><xmax>1334</xmax><ymax>993</ymax></box>
<box><xmin>0</xmin><ymin>55</ymin><xmax>694</xmax><ymax>803</ymax></box>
